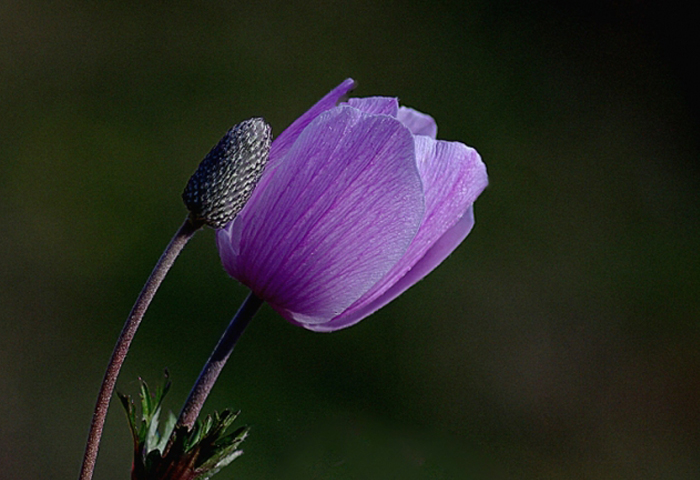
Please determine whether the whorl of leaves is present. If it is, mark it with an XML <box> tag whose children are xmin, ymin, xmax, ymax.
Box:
<box><xmin>119</xmin><ymin>375</ymin><xmax>248</xmax><ymax>480</ymax></box>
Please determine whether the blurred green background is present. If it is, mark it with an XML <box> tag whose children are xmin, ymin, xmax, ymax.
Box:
<box><xmin>2</xmin><ymin>1</ymin><xmax>698</xmax><ymax>478</ymax></box>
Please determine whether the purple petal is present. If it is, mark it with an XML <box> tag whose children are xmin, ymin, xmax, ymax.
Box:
<box><xmin>269</xmin><ymin>78</ymin><xmax>356</xmax><ymax>168</ymax></box>
<box><xmin>397</xmin><ymin>106</ymin><xmax>437</xmax><ymax>138</ymax></box>
<box><xmin>231</xmin><ymin>79</ymin><xmax>357</xmax><ymax>232</ymax></box>
<box><xmin>345</xmin><ymin>97</ymin><xmax>399</xmax><ymax>117</ymax></box>
<box><xmin>309</xmin><ymin>136</ymin><xmax>487</xmax><ymax>331</ymax></box>
<box><xmin>217</xmin><ymin>106</ymin><xmax>425</xmax><ymax>325</ymax></box>
<box><xmin>309</xmin><ymin>207</ymin><xmax>476</xmax><ymax>332</ymax></box>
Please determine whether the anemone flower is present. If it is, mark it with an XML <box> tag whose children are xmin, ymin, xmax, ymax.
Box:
<box><xmin>216</xmin><ymin>78</ymin><xmax>488</xmax><ymax>332</ymax></box>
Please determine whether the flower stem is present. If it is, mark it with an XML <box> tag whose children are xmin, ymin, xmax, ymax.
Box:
<box><xmin>174</xmin><ymin>291</ymin><xmax>263</xmax><ymax>432</ymax></box>
<box><xmin>79</xmin><ymin>217</ymin><xmax>202</xmax><ymax>480</ymax></box>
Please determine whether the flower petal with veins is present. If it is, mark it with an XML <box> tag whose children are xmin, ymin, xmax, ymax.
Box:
<box><xmin>217</xmin><ymin>79</ymin><xmax>488</xmax><ymax>331</ymax></box>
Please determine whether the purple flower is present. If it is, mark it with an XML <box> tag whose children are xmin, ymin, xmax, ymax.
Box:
<box><xmin>216</xmin><ymin>79</ymin><xmax>488</xmax><ymax>332</ymax></box>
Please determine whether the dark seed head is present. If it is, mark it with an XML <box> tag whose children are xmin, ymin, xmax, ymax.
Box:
<box><xmin>183</xmin><ymin>118</ymin><xmax>272</xmax><ymax>228</ymax></box>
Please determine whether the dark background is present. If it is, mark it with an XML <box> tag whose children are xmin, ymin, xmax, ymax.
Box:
<box><xmin>1</xmin><ymin>1</ymin><xmax>698</xmax><ymax>478</ymax></box>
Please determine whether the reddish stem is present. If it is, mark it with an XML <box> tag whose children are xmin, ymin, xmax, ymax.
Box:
<box><xmin>79</xmin><ymin>217</ymin><xmax>201</xmax><ymax>480</ymax></box>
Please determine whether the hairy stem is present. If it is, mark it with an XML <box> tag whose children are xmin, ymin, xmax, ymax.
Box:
<box><xmin>79</xmin><ymin>217</ymin><xmax>202</xmax><ymax>480</ymax></box>
<box><xmin>174</xmin><ymin>292</ymin><xmax>262</xmax><ymax>435</ymax></box>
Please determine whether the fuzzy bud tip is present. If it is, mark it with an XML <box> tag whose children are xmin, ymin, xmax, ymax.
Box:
<box><xmin>183</xmin><ymin>118</ymin><xmax>272</xmax><ymax>228</ymax></box>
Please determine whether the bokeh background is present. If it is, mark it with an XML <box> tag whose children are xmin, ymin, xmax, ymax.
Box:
<box><xmin>1</xmin><ymin>1</ymin><xmax>698</xmax><ymax>478</ymax></box>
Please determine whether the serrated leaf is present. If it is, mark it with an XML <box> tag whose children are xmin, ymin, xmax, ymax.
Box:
<box><xmin>120</xmin><ymin>375</ymin><xmax>248</xmax><ymax>480</ymax></box>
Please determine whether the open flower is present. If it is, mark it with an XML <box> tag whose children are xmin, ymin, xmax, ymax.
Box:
<box><xmin>216</xmin><ymin>79</ymin><xmax>488</xmax><ymax>332</ymax></box>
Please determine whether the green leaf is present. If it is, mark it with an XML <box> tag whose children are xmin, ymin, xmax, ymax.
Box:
<box><xmin>119</xmin><ymin>374</ymin><xmax>248</xmax><ymax>480</ymax></box>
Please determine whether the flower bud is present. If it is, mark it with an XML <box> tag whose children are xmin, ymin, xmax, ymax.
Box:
<box><xmin>183</xmin><ymin>118</ymin><xmax>272</xmax><ymax>228</ymax></box>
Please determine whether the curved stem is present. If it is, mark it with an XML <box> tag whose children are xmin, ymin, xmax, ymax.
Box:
<box><xmin>79</xmin><ymin>217</ymin><xmax>202</xmax><ymax>480</ymax></box>
<box><xmin>176</xmin><ymin>292</ymin><xmax>263</xmax><ymax>430</ymax></box>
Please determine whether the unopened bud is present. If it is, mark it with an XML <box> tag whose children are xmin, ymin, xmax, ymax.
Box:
<box><xmin>183</xmin><ymin>118</ymin><xmax>271</xmax><ymax>228</ymax></box>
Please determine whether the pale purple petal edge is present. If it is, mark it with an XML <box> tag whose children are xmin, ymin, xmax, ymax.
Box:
<box><xmin>305</xmin><ymin>205</ymin><xmax>476</xmax><ymax>332</ymax></box>
<box><xmin>346</xmin><ymin>97</ymin><xmax>399</xmax><ymax>117</ymax></box>
<box><xmin>268</xmin><ymin>78</ymin><xmax>356</xmax><ymax>166</ymax></box>
<box><xmin>398</xmin><ymin>106</ymin><xmax>437</xmax><ymax>138</ymax></box>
